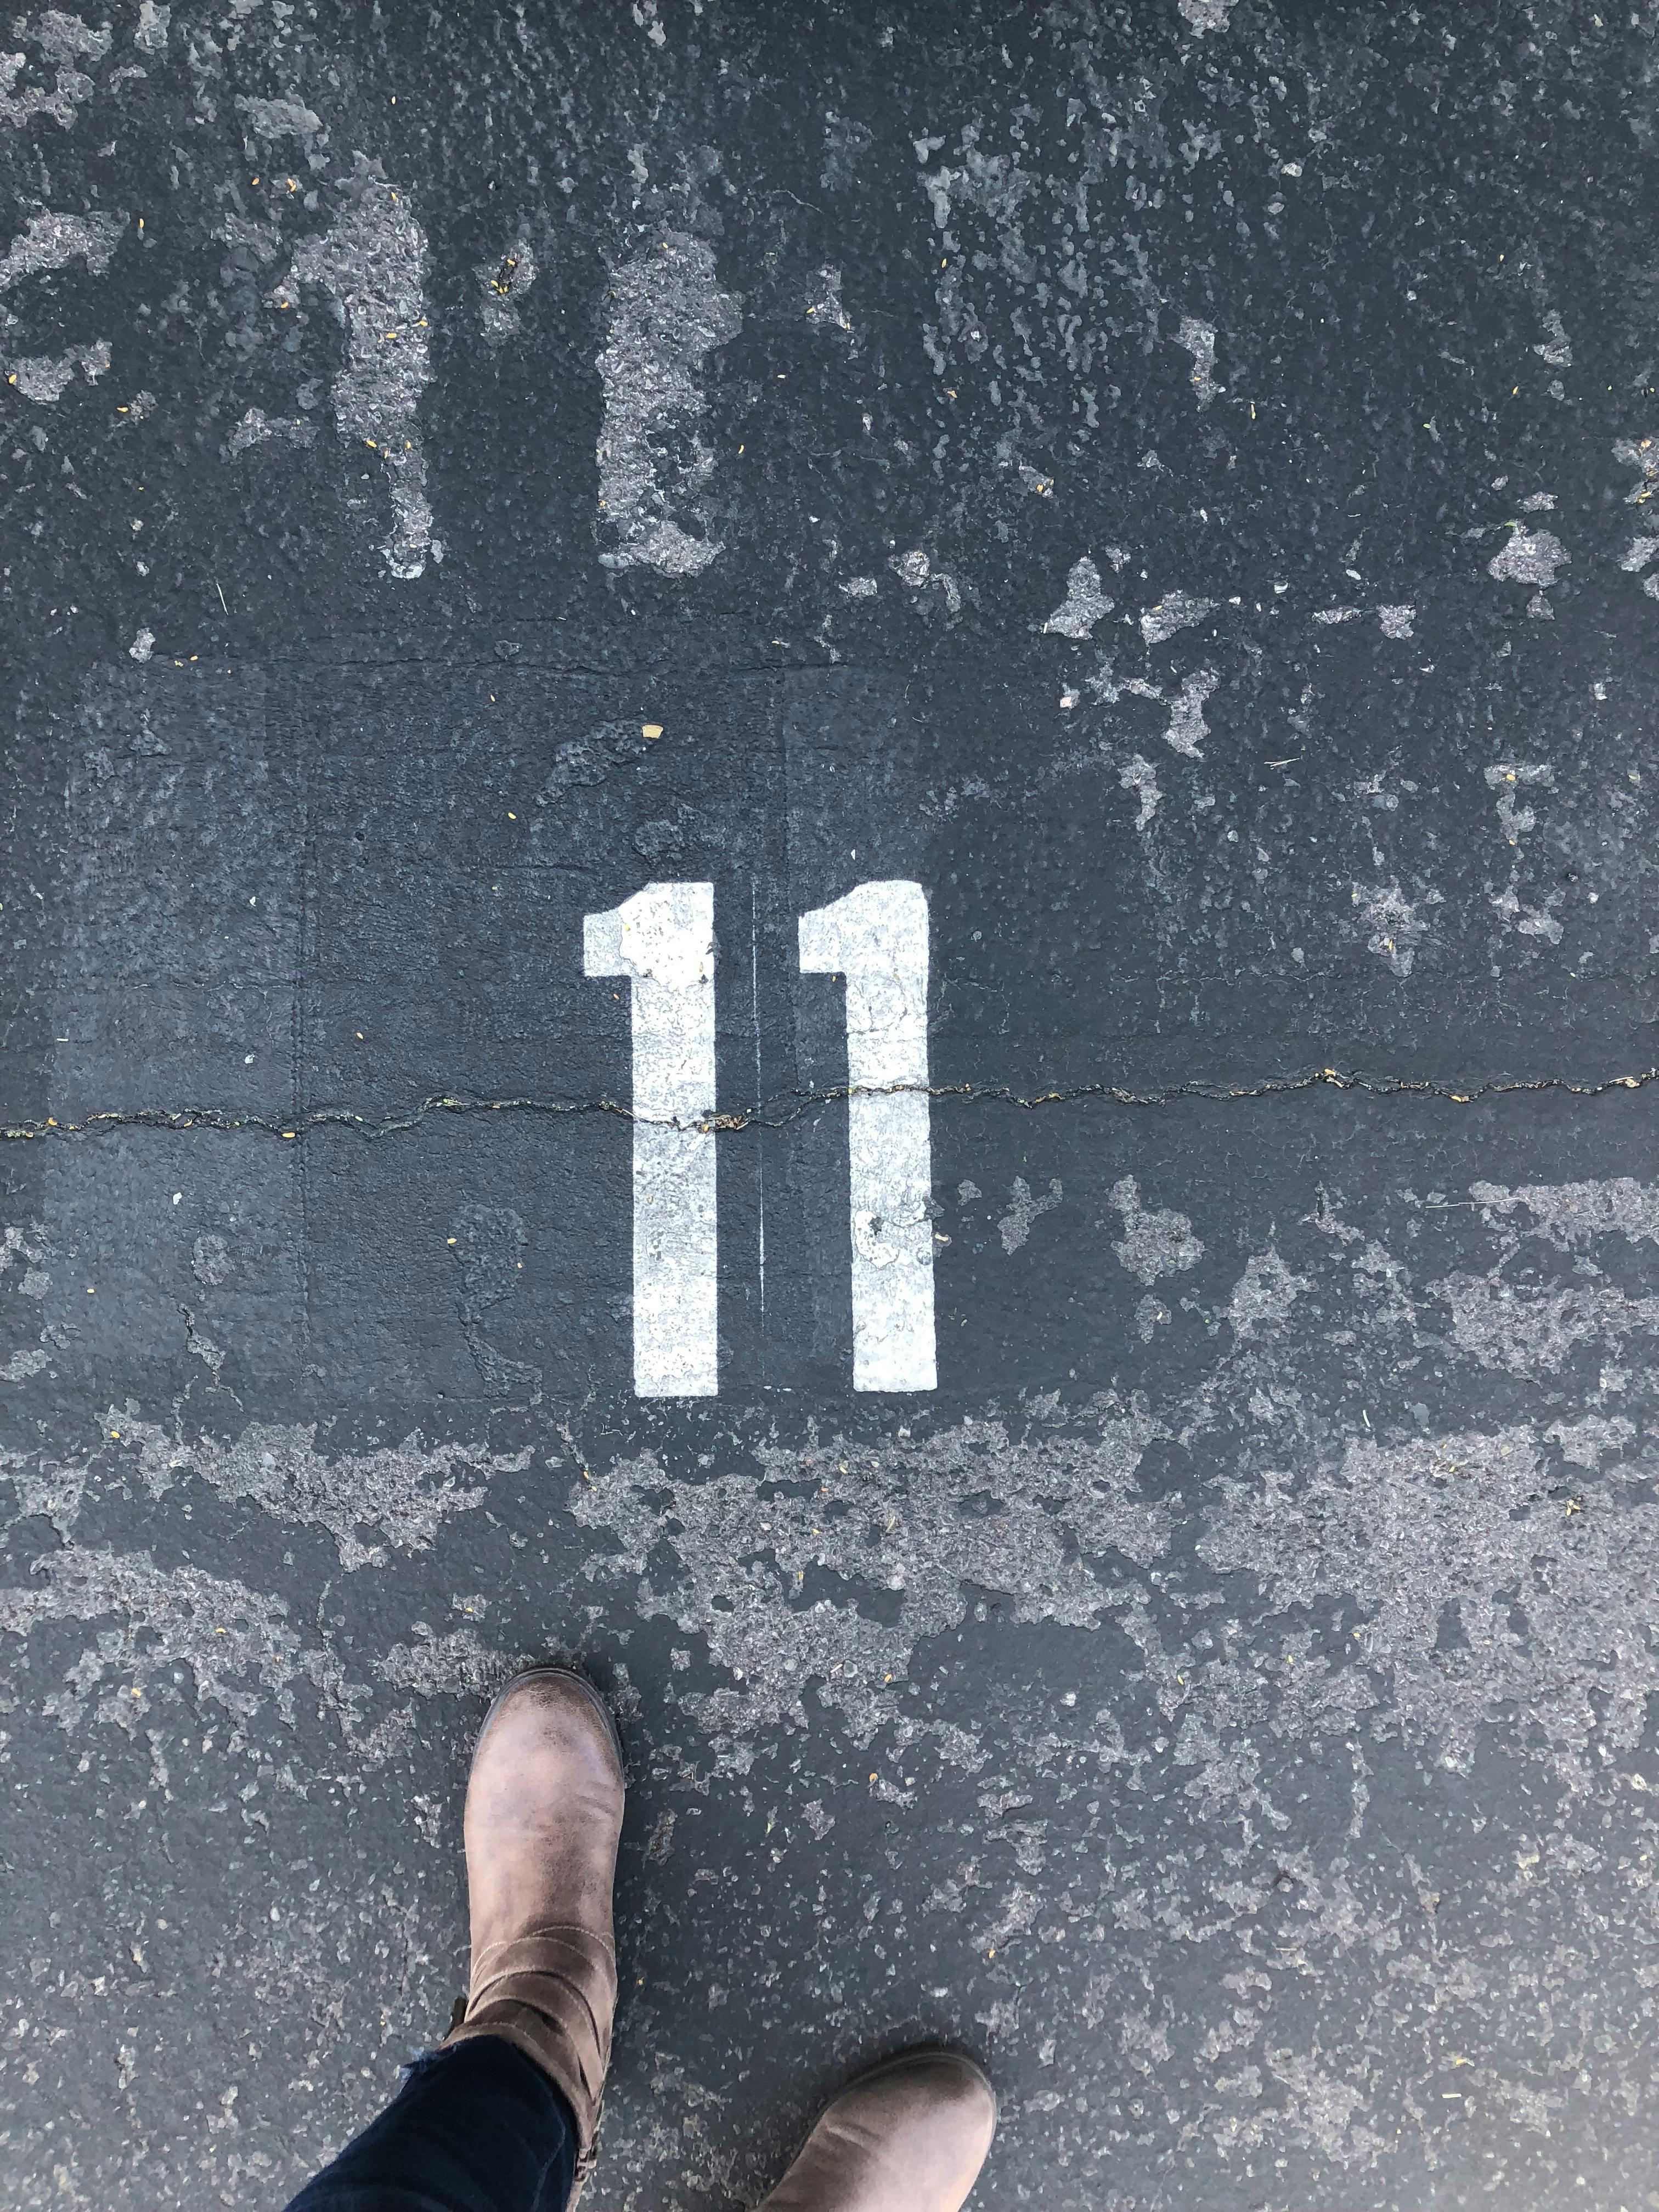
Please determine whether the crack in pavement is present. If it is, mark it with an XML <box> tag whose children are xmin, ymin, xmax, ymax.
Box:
<box><xmin>3</xmin><ymin>1063</ymin><xmax>1656</xmax><ymax>1143</ymax></box>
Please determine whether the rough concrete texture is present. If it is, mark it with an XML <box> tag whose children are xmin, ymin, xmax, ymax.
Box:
<box><xmin>3</xmin><ymin>4</ymin><xmax>1659</xmax><ymax>2209</ymax></box>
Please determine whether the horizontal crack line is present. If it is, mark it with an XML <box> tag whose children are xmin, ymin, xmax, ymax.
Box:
<box><xmin>3</xmin><ymin>1063</ymin><xmax>1657</xmax><ymax>1143</ymax></box>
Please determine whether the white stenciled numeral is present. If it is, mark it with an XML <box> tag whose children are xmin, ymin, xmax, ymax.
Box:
<box><xmin>584</xmin><ymin>878</ymin><xmax>935</xmax><ymax>1397</ymax></box>
<box><xmin>584</xmin><ymin>882</ymin><xmax>718</xmax><ymax>1396</ymax></box>
<box><xmin>799</xmin><ymin>881</ymin><xmax>936</xmax><ymax>1392</ymax></box>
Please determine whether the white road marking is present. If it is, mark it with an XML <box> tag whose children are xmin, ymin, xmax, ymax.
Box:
<box><xmin>799</xmin><ymin>881</ymin><xmax>936</xmax><ymax>1392</ymax></box>
<box><xmin>585</xmin><ymin>882</ymin><xmax>718</xmax><ymax>1396</ymax></box>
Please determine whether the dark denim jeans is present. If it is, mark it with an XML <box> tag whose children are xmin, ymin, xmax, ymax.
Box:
<box><xmin>285</xmin><ymin>2036</ymin><xmax>577</xmax><ymax>2212</ymax></box>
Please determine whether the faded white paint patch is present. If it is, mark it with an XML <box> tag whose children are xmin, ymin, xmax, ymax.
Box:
<box><xmin>1</xmin><ymin>1446</ymin><xmax>84</xmax><ymax>1534</ymax></box>
<box><xmin>1126</xmin><ymin>667</ymin><xmax>1217</xmax><ymax>758</ymax></box>
<box><xmin>1613</xmin><ymin>434</ymin><xmax>1659</xmax><ymax>504</ymax></box>
<box><xmin>1488</xmin><ymin>883</ymin><xmax>1564</xmax><ymax>943</ymax></box>
<box><xmin>1175</xmin><ymin>314</ymin><xmax>1219</xmax><ymax>404</ymax></box>
<box><xmin>1376</xmin><ymin>603</ymin><xmax>1415</xmax><ymax>638</ymax></box>
<box><xmin>585</xmin><ymin>882</ymin><xmax>718</xmax><ymax>1397</ymax></box>
<box><xmin>1533</xmin><ymin>309</ymin><xmax>1572</xmax><ymax>368</ymax></box>
<box><xmin>917</xmin><ymin>137</ymin><xmax>1034</xmax><ymax>392</ymax></box>
<box><xmin>235</xmin><ymin>92</ymin><xmax>323</xmax><ymax>146</ymax></box>
<box><xmin>1141</xmin><ymin>589</ymin><xmax>1217</xmax><ymax>645</ymax></box>
<box><xmin>1201</xmin><ymin>1425</ymin><xmax>1659</xmax><ymax>1779</ymax></box>
<box><xmin>1165</xmin><ymin>670</ymin><xmax>1218</xmax><ymax>755</ymax></box>
<box><xmin>228</xmin><ymin>405</ymin><xmax>314</xmax><ymax>456</ymax></box>
<box><xmin>800</xmin><ymin>882</ymin><xmax>935</xmax><ymax>1391</ymax></box>
<box><xmin>478</xmin><ymin>233</ymin><xmax>537</xmax><ymax>346</ymax></box>
<box><xmin>1119</xmin><ymin>753</ymin><xmax>1161</xmax><ymax>828</ymax></box>
<box><xmin>377</xmin><ymin>1624</ymin><xmax>518</xmax><ymax>1699</ymax></box>
<box><xmin>1043</xmin><ymin>555</ymin><xmax>1114</xmax><ymax>638</ymax></box>
<box><xmin>1435</xmin><ymin>1274</ymin><xmax>1659</xmax><ymax>1377</ymax></box>
<box><xmin>840</xmin><ymin>574</ymin><xmax>878</xmax><ymax>598</ymax></box>
<box><xmin>1623</xmin><ymin>528</ymin><xmax>1659</xmax><ymax>600</ymax></box>
<box><xmin>1483</xmin><ymin>764</ymin><xmax>1562</xmax><ymax>941</ymax></box>
<box><xmin>0</xmin><ymin>1544</ymin><xmax>359</xmax><ymax>1736</ymax></box>
<box><xmin>1110</xmin><ymin>1176</ymin><xmax>1204</xmax><ymax>1285</ymax></box>
<box><xmin>1488</xmin><ymin>526</ymin><xmax>1567</xmax><ymax>588</ymax></box>
<box><xmin>999</xmin><ymin>1176</ymin><xmax>1061</xmax><ymax>1255</ymax></box>
<box><xmin>212</xmin><ymin>208</ymin><xmax>282</xmax><ymax>267</ymax></box>
<box><xmin>0</xmin><ymin>1538</ymin><xmax>523</xmax><ymax>1752</ymax></box>
<box><xmin>1483</xmin><ymin>760</ymin><xmax>1553</xmax><ymax>844</ymax></box>
<box><xmin>1227</xmin><ymin>1249</ymin><xmax>1307</xmax><ymax>1336</ymax></box>
<box><xmin>804</xmin><ymin>265</ymin><xmax>852</xmax><ymax>336</ymax></box>
<box><xmin>596</xmin><ymin>230</ymin><xmax>741</xmax><ymax>575</ymax></box>
<box><xmin>449</xmin><ymin>1204</ymin><xmax>541</xmax><ymax>1398</ymax></box>
<box><xmin>1471</xmin><ymin>1177</ymin><xmax>1659</xmax><ymax>1250</ymax></box>
<box><xmin>0</xmin><ymin>208</ymin><xmax>123</xmax><ymax>290</ymax></box>
<box><xmin>0</xmin><ymin>10</ymin><xmax>109</xmax><ymax>129</ymax></box>
<box><xmin>4</xmin><ymin>335</ymin><xmax>108</xmax><ymax>398</ymax></box>
<box><xmin>1545</xmin><ymin>1413</ymin><xmax>1636</xmax><ymax>1470</ymax></box>
<box><xmin>0</xmin><ymin>1224</ymin><xmax>54</xmax><ymax>1476</ymax></box>
<box><xmin>1353</xmin><ymin>879</ymin><xmax>1440</xmax><ymax>977</ymax></box>
<box><xmin>0</xmin><ymin>1222</ymin><xmax>42</xmax><ymax>1278</ymax></box>
<box><xmin>573</xmin><ymin>1403</ymin><xmax>1163</xmax><ymax>1752</ymax></box>
<box><xmin>111</xmin><ymin>1415</ymin><xmax>503</xmax><ymax>1569</ymax></box>
<box><xmin>890</xmin><ymin>548</ymin><xmax>962</xmax><ymax>614</ymax></box>
<box><xmin>282</xmin><ymin>160</ymin><xmax>436</xmax><ymax>579</ymax></box>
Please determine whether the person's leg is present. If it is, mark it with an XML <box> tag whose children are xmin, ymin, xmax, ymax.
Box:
<box><xmin>282</xmin><ymin>1667</ymin><xmax>625</xmax><ymax>2212</ymax></box>
<box><xmin>284</xmin><ymin>2036</ymin><xmax>576</xmax><ymax>2212</ymax></box>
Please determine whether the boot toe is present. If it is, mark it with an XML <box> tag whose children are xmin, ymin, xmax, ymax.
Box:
<box><xmin>761</xmin><ymin>2046</ymin><xmax>996</xmax><ymax>2212</ymax></box>
<box><xmin>852</xmin><ymin>2051</ymin><xmax>996</xmax><ymax>2178</ymax></box>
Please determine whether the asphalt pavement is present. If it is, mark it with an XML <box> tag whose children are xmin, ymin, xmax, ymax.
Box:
<box><xmin>3</xmin><ymin>4</ymin><xmax>1659</xmax><ymax>2205</ymax></box>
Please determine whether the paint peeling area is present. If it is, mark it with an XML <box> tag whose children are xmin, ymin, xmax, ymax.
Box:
<box><xmin>0</xmin><ymin>9</ymin><xmax>110</xmax><ymax>129</ymax></box>
<box><xmin>280</xmin><ymin>162</ymin><xmax>437</xmax><ymax>578</ymax></box>
<box><xmin>902</xmin><ymin>44</ymin><xmax>1286</xmax><ymax>500</ymax></box>
<box><xmin>1199</xmin><ymin>1425</ymin><xmax>1659</xmax><ymax>1781</ymax></box>
<box><xmin>0</xmin><ymin>207</ymin><xmax>123</xmax><ymax>291</ymax></box>
<box><xmin>7</xmin><ymin>1141</ymin><xmax>1659</xmax><ymax>2204</ymax></box>
<box><xmin>573</xmin><ymin>1403</ymin><xmax>1165</xmax><ymax>1760</ymax></box>
<box><xmin>1041</xmin><ymin>554</ymin><xmax>1113</xmax><ymax>637</ymax></box>
<box><xmin>477</xmin><ymin>231</ymin><xmax>538</xmax><ymax>346</ymax></box>
<box><xmin>2</xmin><ymin>1403</ymin><xmax>528</xmax><ymax>1559</ymax></box>
<box><xmin>595</xmin><ymin>230</ymin><xmax>741</xmax><ymax>575</ymax></box>
<box><xmin>551</xmin><ymin>1153</ymin><xmax>1659</xmax><ymax>2203</ymax></box>
<box><xmin>997</xmin><ymin>1173</ymin><xmax>1063</xmax><ymax>1254</ymax></box>
<box><xmin>5</xmin><ymin>334</ymin><xmax>109</xmax><ymax>399</ymax></box>
<box><xmin>1</xmin><ymin>1542</ymin><xmax>365</xmax><ymax>1734</ymax></box>
<box><xmin>114</xmin><ymin>1418</ymin><xmax>514</xmax><ymax>1566</ymax></box>
<box><xmin>1109</xmin><ymin>1175</ymin><xmax>1204</xmax><ymax>1285</ymax></box>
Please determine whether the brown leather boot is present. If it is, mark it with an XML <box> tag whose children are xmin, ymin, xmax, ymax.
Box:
<box><xmin>443</xmin><ymin>1667</ymin><xmax>625</xmax><ymax>2200</ymax></box>
<box><xmin>757</xmin><ymin>2049</ymin><xmax>997</xmax><ymax>2212</ymax></box>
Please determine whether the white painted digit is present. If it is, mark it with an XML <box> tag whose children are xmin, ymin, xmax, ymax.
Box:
<box><xmin>799</xmin><ymin>881</ymin><xmax>936</xmax><ymax>1391</ymax></box>
<box><xmin>584</xmin><ymin>882</ymin><xmax>718</xmax><ymax>1396</ymax></box>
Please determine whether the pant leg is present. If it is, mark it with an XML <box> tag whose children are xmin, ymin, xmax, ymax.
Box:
<box><xmin>284</xmin><ymin>2035</ymin><xmax>578</xmax><ymax>2212</ymax></box>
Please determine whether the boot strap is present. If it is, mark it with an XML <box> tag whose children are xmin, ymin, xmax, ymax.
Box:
<box><xmin>444</xmin><ymin>1926</ymin><xmax>616</xmax><ymax>2191</ymax></box>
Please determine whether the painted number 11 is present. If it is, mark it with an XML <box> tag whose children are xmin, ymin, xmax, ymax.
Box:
<box><xmin>584</xmin><ymin>881</ymin><xmax>935</xmax><ymax>1397</ymax></box>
